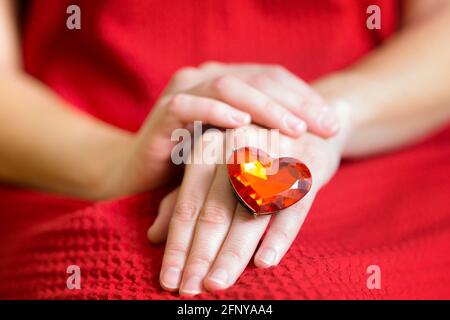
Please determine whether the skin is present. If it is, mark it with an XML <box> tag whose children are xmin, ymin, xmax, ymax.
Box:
<box><xmin>1</xmin><ymin>0</ymin><xmax>450</xmax><ymax>295</ymax></box>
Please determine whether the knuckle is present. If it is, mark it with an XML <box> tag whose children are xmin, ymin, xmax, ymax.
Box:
<box><xmin>167</xmin><ymin>93</ymin><xmax>188</xmax><ymax>114</ymax></box>
<box><xmin>197</xmin><ymin>98</ymin><xmax>225</xmax><ymax>126</ymax></box>
<box><xmin>198</xmin><ymin>99</ymin><xmax>219</xmax><ymax>118</ymax></box>
<box><xmin>302</xmin><ymin>95</ymin><xmax>321</xmax><ymax>111</ymax></box>
<box><xmin>164</xmin><ymin>242</ymin><xmax>188</xmax><ymax>258</ymax></box>
<box><xmin>198</xmin><ymin>97</ymin><xmax>216</xmax><ymax>109</ymax></box>
<box><xmin>173</xmin><ymin>67</ymin><xmax>198</xmax><ymax>82</ymax></box>
<box><xmin>296</xmin><ymin>99</ymin><xmax>311</xmax><ymax>113</ymax></box>
<box><xmin>172</xmin><ymin>199</ymin><xmax>199</xmax><ymax>222</ymax></box>
<box><xmin>221</xmin><ymin>246</ymin><xmax>244</xmax><ymax>263</ymax></box>
<box><xmin>263</xmin><ymin>100</ymin><xmax>283</xmax><ymax>118</ymax></box>
<box><xmin>188</xmin><ymin>252</ymin><xmax>214</xmax><ymax>267</ymax></box>
<box><xmin>269</xmin><ymin>225</ymin><xmax>292</xmax><ymax>244</ymax></box>
<box><xmin>267</xmin><ymin>65</ymin><xmax>288</xmax><ymax>78</ymax></box>
<box><xmin>199</xmin><ymin>61</ymin><xmax>222</xmax><ymax>70</ymax></box>
<box><xmin>212</xmin><ymin>75</ymin><xmax>237</xmax><ymax>93</ymax></box>
<box><xmin>198</xmin><ymin>203</ymin><xmax>229</xmax><ymax>224</ymax></box>
<box><xmin>247</xmin><ymin>73</ymin><xmax>270</xmax><ymax>87</ymax></box>
<box><xmin>172</xmin><ymin>93</ymin><xmax>189</xmax><ymax>105</ymax></box>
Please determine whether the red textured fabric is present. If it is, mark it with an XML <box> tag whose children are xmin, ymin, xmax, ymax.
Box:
<box><xmin>1</xmin><ymin>0</ymin><xmax>449</xmax><ymax>299</ymax></box>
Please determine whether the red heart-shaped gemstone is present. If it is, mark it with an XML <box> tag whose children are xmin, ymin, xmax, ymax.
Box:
<box><xmin>227</xmin><ymin>147</ymin><xmax>312</xmax><ymax>215</ymax></box>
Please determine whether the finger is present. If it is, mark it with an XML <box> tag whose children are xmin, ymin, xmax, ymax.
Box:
<box><xmin>147</xmin><ymin>188</ymin><xmax>179</xmax><ymax>244</ymax></box>
<box><xmin>165</xmin><ymin>93</ymin><xmax>251</xmax><ymax>128</ymax></box>
<box><xmin>189</xmin><ymin>75</ymin><xmax>307</xmax><ymax>137</ymax></box>
<box><xmin>264</xmin><ymin>65</ymin><xmax>319</xmax><ymax>98</ymax></box>
<box><xmin>164</xmin><ymin>66</ymin><xmax>204</xmax><ymax>94</ymax></box>
<box><xmin>263</xmin><ymin>66</ymin><xmax>340</xmax><ymax>136</ymax></box>
<box><xmin>196</xmin><ymin>63</ymin><xmax>339</xmax><ymax>137</ymax></box>
<box><xmin>245</xmin><ymin>72</ymin><xmax>307</xmax><ymax>109</ymax></box>
<box><xmin>204</xmin><ymin>205</ymin><xmax>271</xmax><ymax>291</ymax></box>
<box><xmin>179</xmin><ymin>166</ymin><xmax>237</xmax><ymax>296</ymax></box>
<box><xmin>245</xmin><ymin>73</ymin><xmax>339</xmax><ymax>137</ymax></box>
<box><xmin>159</xmin><ymin>163</ymin><xmax>216</xmax><ymax>292</ymax></box>
<box><xmin>294</xmin><ymin>101</ymin><xmax>340</xmax><ymax>137</ymax></box>
<box><xmin>199</xmin><ymin>62</ymin><xmax>318</xmax><ymax>101</ymax></box>
<box><xmin>254</xmin><ymin>189</ymin><xmax>316</xmax><ymax>268</ymax></box>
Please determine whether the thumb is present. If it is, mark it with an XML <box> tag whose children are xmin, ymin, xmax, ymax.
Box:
<box><xmin>147</xmin><ymin>188</ymin><xmax>179</xmax><ymax>244</ymax></box>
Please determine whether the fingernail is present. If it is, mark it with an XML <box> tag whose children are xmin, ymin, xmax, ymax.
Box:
<box><xmin>319</xmin><ymin>110</ymin><xmax>339</xmax><ymax>133</ymax></box>
<box><xmin>181</xmin><ymin>276</ymin><xmax>203</xmax><ymax>295</ymax></box>
<box><xmin>161</xmin><ymin>267</ymin><xmax>181</xmax><ymax>289</ymax></box>
<box><xmin>208</xmin><ymin>268</ymin><xmax>228</xmax><ymax>286</ymax></box>
<box><xmin>284</xmin><ymin>116</ymin><xmax>306</xmax><ymax>134</ymax></box>
<box><xmin>229</xmin><ymin>112</ymin><xmax>251</xmax><ymax>125</ymax></box>
<box><xmin>257</xmin><ymin>248</ymin><xmax>277</xmax><ymax>267</ymax></box>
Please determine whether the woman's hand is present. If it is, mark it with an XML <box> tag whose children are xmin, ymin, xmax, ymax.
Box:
<box><xmin>147</xmin><ymin>116</ymin><xmax>349</xmax><ymax>295</ymax></box>
<box><xmin>167</xmin><ymin>62</ymin><xmax>341</xmax><ymax>137</ymax></box>
<box><xmin>100</xmin><ymin>63</ymin><xmax>340</xmax><ymax>199</ymax></box>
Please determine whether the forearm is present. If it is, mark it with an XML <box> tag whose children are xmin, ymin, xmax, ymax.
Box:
<box><xmin>0</xmin><ymin>71</ymin><xmax>133</xmax><ymax>199</ymax></box>
<box><xmin>314</xmin><ymin>4</ymin><xmax>450</xmax><ymax>157</ymax></box>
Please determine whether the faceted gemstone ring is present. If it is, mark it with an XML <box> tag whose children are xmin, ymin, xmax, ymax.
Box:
<box><xmin>227</xmin><ymin>147</ymin><xmax>312</xmax><ymax>216</ymax></box>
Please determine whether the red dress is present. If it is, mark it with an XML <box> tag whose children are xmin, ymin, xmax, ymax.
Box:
<box><xmin>1</xmin><ymin>0</ymin><xmax>449</xmax><ymax>299</ymax></box>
